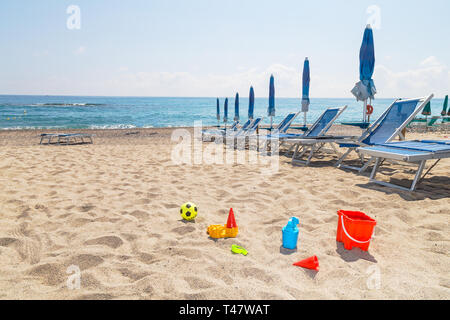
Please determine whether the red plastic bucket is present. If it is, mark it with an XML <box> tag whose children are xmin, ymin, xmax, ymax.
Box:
<box><xmin>336</xmin><ymin>210</ymin><xmax>376</xmax><ymax>251</ymax></box>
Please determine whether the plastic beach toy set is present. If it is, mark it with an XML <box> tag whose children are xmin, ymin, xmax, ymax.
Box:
<box><xmin>180</xmin><ymin>202</ymin><xmax>377</xmax><ymax>271</ymax></box>
<box><xmin>286</xmin><ymin>210</ymin><xmax>377</xmax><ymax>271</ymax></box>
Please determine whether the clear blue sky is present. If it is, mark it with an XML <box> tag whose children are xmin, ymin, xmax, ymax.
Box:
<box><xmin>0</xmin><ymin>0</ymin><xmax>449</xmax><ymax>98</ymax></box>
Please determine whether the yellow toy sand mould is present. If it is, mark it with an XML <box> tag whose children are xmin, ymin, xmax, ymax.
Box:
<box><xmin>207</xmin><ymin>208</ymin><xmax>238</xmax><ymax>239</ymax></box>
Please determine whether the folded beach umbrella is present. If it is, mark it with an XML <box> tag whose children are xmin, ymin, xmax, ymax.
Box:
<box><xmin>351</xmin><ymin>24</ymin><xmax>376</xmax><ymax>122</ymax></box>
<box><xmin>216</xmin><ymin>98</ymin><xmax>220</xmax><ymax>126</ymax></box>
<box><xmin>224</xmin><ymin>98</ymin><xmax>228</xmax><ymax>127</ymax></box>
<box><xmin>422</xmin><ymin>101</ymin><xmax>432</xmax><ymax>116</ymax></box>
<box><xmin>301</xmin><ymin>57</ymin><xmax>311</xmax><ymax>127</ymax></box>
<box><xmin>234</xmin><ymin>93</ymin><xmax>240</xmax><ymax>121</ymax></box>
<box><xmin>441</xmin><ymin>95</ymin><xmax>448</xmax><ymax>116</ymax></box>
<box><xmin>248</xmin><ymin>86</ymin><xmax>255</xmax><ymax>120</ymax></box>
<box><xmin>268</xmin><ymin>74</ymin><xmax>275</xmax><ymax>129</ymax></box>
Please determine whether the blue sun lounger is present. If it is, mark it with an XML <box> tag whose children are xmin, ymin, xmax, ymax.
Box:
<box><xmin>40</xmin><ymin>133</ymin><xmax>93</xmax><ymax>145</ymax></box>
<box><xmin>202</xmin><ymin>119</ymin><xmax>250</xmax><ymax>142</ymax></box>
<box><xmin>202</xmin><ymin>120</ymin><xmax>240</xmax><ymax>138</ymax></box>
<box><xmin>267</xmin><ymin>106</ymin><xmax>348</xmax><ymax>162</ymax></box>
<box><xmin>357</xmin><ymin>140</ymin><xmax>450</xmax><ymax>191</ymax></box>
<box><xmin>226</xmin><ymin>117</ymin><xmax>263</xmax><ymax>148</ymax></box>
<box><xmin>249</xmin><ymin>112</ymin><xmax>299</xmax><ymax>150</ymax></box>
<box><xmin>334</xmin><ymin>95</ymin><xmax>434</xmax><ymax>171</ymax></box>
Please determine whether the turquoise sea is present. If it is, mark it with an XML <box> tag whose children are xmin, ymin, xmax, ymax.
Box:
<box><xmin>0</xmin><ymin>95</ymin><xmax>444</xmax><ymax>130</ymax></box>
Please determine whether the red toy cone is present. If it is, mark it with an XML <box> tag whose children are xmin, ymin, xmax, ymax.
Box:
<box><xmin>293</xmin><ymin>256</ymin><xmax>319</xmax><ymax>271</ymax></box>
<box><xmin>226</xmin><ymin>208</ymin><xmax>237</xmax><ymax>228</ymax></box>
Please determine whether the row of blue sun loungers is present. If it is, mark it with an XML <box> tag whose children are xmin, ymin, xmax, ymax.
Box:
<box><xmin>202</xmin><ymin>93</ymin><xmax>450</xmax><ymax>191</ymax></box>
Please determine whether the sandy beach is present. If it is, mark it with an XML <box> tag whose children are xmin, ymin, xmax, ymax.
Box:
<box><xmin>0</xmin><ymin>126</ymin><xmax>449</xmax><ymax>300</ymax></box>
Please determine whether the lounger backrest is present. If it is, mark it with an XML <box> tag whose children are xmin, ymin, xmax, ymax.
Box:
<box><xmin>248</xmin><ymin>118</ymin><xmax>262</xmax><ymax>133</ymax></box>
<box><xmin>240</xmin><ymin>119</ymin><xmax>252</xmax><ymax>130</ymax></box>
<box><xmin>305</xmin><ymin>107</ymin><xmax>346</xmax><ymax>137</ymax></box>
<box><xmin>234</xmin><ymin>118</ymin><xmax>261</xmax><ymax>136</ymax></box>
<box><xmin>361</xmin><ymin>98</ymin><xmax>427</xmax><ymax>145</ymax></box>
<box><xmin>277</xmin><ymin>113</ymin><xmax>298</xmax><ymax>133</ymax></box>
<box><xmin>233</xmin><ymin>119</ymin><xmax>254</xmax><ymax>136</ymax></box>
<box><xmin>230</xmin><ymin>121</ymin><xmax>239</xmax><ymax>130</ymax></box>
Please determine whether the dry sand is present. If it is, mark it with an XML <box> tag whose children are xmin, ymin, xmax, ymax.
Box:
<box><xmin>0</xmin><ymin>127</ymin><xmax>449</xmax><ymax>300</ymax></box>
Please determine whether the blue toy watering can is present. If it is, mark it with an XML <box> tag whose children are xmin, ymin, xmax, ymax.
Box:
<box><xmin>282</xmin><ymin>217</ymin><xmax>300</xmax><ymax>250</ymax></box>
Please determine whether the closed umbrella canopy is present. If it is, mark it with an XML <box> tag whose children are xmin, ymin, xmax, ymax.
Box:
<box><xmin>301</xmin><ymin>58</ymin><xmax>310</xmax><ymax>113</ymax></box>
<box><xmin>268</xmin><ymin>75</ymin><xmax>275</xmax><ymax>129</ymax></box>
<box><xmin>234</xmin><ymin>93</ymin><xmax>240</xmax><ymax>121</ymax></box>
<box><xmin>360</xmin><ymin>27</ymin><xmax>375</xmax><ymax>81</ymax></box>
<box><xmin>351</xmin><ymin>26</ymin><xmax>376</xmax><ymax>101</ymax></box>
<box><xmin>359</xmin><ymin>25</ymin><xmax>376</xmax><ymax>99</ymax></box>
<box><xmin>442</xmin><ymin>95</ymin><xmax>448</xmax><ymax>116</ymax></box>
<box><xmin>224</xmin><ymin>98</ymin><xmax>228</xmax><ymax>123</ymax></box>
<box><xmin>216</xmin><ymin>98</ymin><xmax>220</xmax><ymax>121</ymax></box>
<box><xmin>422</xmin><ymin>101</ymin><xmax>431</xmax><ymax>116</ymax></box>
<box><xmin>248</xmin><ymin>86</ymin><xmax>255</xmax><ymax>120</ymax></box>
<box><xmin>268</xmin><ymin>75</ymin><xmax>275</xmax><ymax>117</ymax></box>
<box><xmin>351</xmin><ymin>24</ymin><xmax>377</xmax><ymax>123</ymax></box>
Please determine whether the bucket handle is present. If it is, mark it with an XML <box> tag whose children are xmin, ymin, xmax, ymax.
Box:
<box><xmin>340</xmin><ymin>216</ymin><xmax>372</xmax><ymax>244</ymax></box>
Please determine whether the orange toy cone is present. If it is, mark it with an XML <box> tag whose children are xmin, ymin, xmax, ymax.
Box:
<box><xmin>226</xmin><ymin>208</ymin><xmax>237</xmax><ymax>228</ymax></box>
<box><xmin>293</xmin><ymin>256</ymin><xmax>319</xmax><ymax>271</ymax></box>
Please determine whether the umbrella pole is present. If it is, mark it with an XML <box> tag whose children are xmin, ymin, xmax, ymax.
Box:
<box><xmin>303</xmin><ymin>112</ymin><xmax>307</xmax><ymax>128</ymax></box>
<box><xmin>270</xmin><ymin>116</ymin><xmax>273</xmax><ymax>131</ymax></box>
<box><xmin>363</xmin><ymin>99</ymin><xmax>367</xmax><ymax>123</ymax></box>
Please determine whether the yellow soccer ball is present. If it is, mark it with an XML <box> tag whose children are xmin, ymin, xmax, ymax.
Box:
<box><xmin>180</xmin><ymin>202</ymin><xmax>198</xmax><ymax>221</ymax></box>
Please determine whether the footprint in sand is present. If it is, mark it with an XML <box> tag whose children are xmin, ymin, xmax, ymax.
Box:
<box><xmin>135</xmin><ymin>198</ymin><xmax>151</xmax><ymax>205</ymax></box>
<box><xmin>0</xmin><ymin>237</ymin><xmax>18</xmax><ymax>246</ymax></box>
<box><xmin>16</xmin><ymin>239</ymin><xmax>42</xmax><ymax>264</ymax></box>
<box><xmin>425</xmin><ymin>231</ymin><xmax>445</xmax><ymax>241</ymax></box>
<box><xmin>118</xmin><ymin>268</ymin><xmax>150</xmax><ymax>281</ymax></box>
<box><xmin>184</xmin><ymin>276</ymin><xmax>215</xmax><ymax>290</ymax></box>
<box><xmin>69</xmin><ymin>218</ymin><xmax>93</xmax><ymax>228</ymax></box>
<box><xmin>17</xmin><ymin>205</ymin><xmax>32</xmax><ymax>219</ymax></box>
<box><xmin>75</xmin><ymin>293</ymin><xmax>114</xmax><ymax>300</ymax></box>
<box><xmin>84</xmin><ymin>236</ymin><xmax>124</xmax><ymax>249</ymax></box>
<box><xmin>28</xmin><ymin>263</ymin><xmax>65</xmax><ymax>286</ymax></box>
<box><xmin>439</xmin><ymin>278</ymin><xmax>450</xmax><ymax>289</ymax></box>
<box><xmin>137</xmin><ymin>252</ymin><xmax>161</xmax><ymax>264</ymax></box>
<box><xmin>264</xmin><ymin>225</ymin><xmax>280</xmax><ymax>237</ymax></box>
<box><xmin>128</xmin><ymin>210</ymin><xmax>150</xmax><ymax>221</ymax></box>
<box><xmin>168</xmin><ymin>247</ymin><xmax>202</xmax><ymax>260</ymax></box>
<box><xmin>80</xmin><ymin>272</ymin><xmax>104</xmax><ymax>290</ymax></box>
<box><xmin>10</xmin><ymin>223</ymin><xmax>42</xmax><ymax>264</ymax></box>
<box><xmin>162</xmin><ymin>202</ymin><xmax>179</xmax><ymax>209</ymax></box>
<box><xmin>262</xmin><ymin>217</ymin><xmax>285</xmax><ymax>225</ymax></box>
<box><xmin>257</xmin><ymin>291</ymin><xmax>286</xmax><ymax>300</ymax></box>
<box><xmin>240</xmin><ymin>267</ymin><xmax>274</xmax><ymax>284</ymax></box>
<box><xmin>79</xmin><ymin>204</ymin><xmax>96</xmax><ymax>212</ymax></box>
<box><xmin>171</xmin><ymin>225</ymin><xmax>195</xmax><ymax>235</ymax></box>
<box><xmin>34</xmin><ymin>203</ymin><xmax>48</xmax><ymax>211</ymax></box>
<box><xmin>133</xmin><ymin>277</ymin><xmax>155</xmax><ymax>296</ymax></box>
<box><xmin>67</xmin><ymin>254</ymin><xmax>104</xmax><ymax>270</ymax></box>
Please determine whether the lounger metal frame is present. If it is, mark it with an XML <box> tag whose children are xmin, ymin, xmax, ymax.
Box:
<box><xmin>357</xmin><ymin>141</ymin><xmax>450</xmax><ymax>191</ymax></box>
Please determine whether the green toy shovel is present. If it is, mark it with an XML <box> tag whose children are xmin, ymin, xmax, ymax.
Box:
<box><xmin>231</xmin><ymin>244</ymin><xmax>248</xmax><ymax>256</ymax></box>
